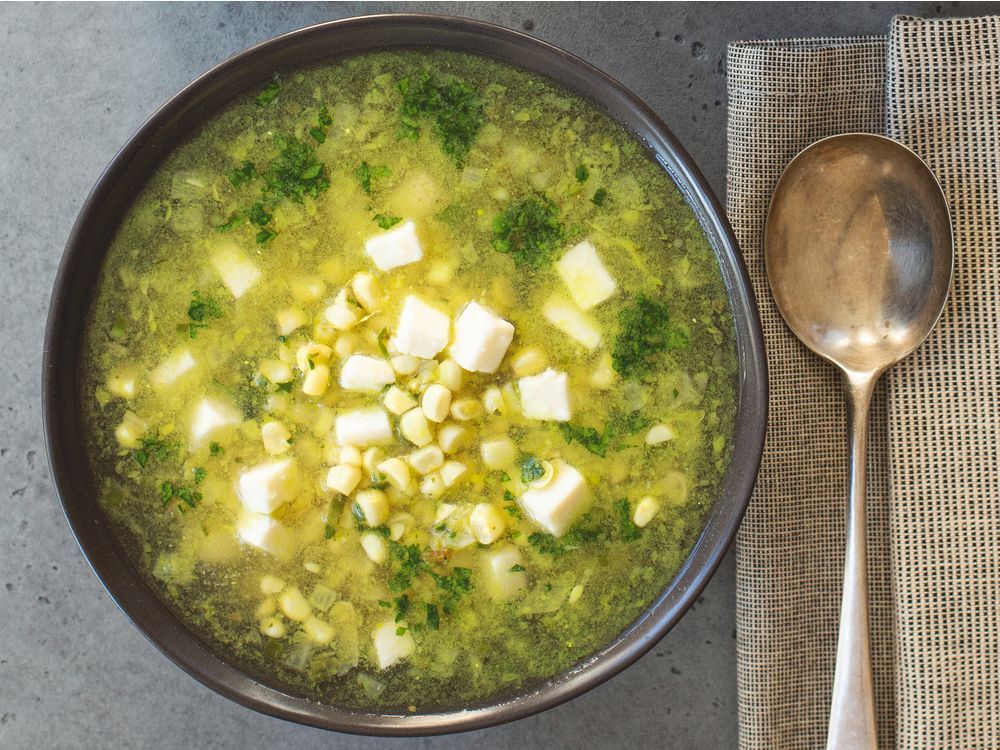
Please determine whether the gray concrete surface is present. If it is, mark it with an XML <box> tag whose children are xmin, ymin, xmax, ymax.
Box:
<box><xmin>1</xmin><ymin>3</ymin><xmax>992</xmax><ymax>748</ymax></box>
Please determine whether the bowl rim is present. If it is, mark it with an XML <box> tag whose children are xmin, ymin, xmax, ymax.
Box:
<box><xmin>42</xmin><ymin>12</ymin><xmax>767</xmax><ymax>736</ymax></box>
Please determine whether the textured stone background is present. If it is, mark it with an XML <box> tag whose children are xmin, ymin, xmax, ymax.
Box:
<box><xmin>1</xmin><ymin>3</ymin><xmax>991</xmax><ymax>748</ymax></box>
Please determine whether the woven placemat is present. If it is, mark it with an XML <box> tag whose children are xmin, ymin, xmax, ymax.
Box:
<box><xmin>728</xmin><ymin>16</ymin><xmax>1000</xmax><ymax>750</ymax></box>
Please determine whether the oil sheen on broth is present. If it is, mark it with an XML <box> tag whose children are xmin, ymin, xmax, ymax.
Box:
<box><xmin>83</xmin><ymin>50</ymin><xmax>737</xmax><ymax>709</ymax></box>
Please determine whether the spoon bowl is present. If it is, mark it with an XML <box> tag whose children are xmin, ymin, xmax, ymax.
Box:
<box><xmin>766</xmin><ymin>133</ymin><xmax>953</xmax><ymax>376</ymax></box>
<box><xmin>765</xmin><ymin>133</ymin><xmax>953</xmax><ymax>749</ymax></box>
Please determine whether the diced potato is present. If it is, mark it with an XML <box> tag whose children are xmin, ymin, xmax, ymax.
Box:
<box><xmin>437</xmin><ymin>423</ymin><xmax>470</xmax><ymax>454</ymax></box>
<box><xmin>449</xmin><ymin>301</ymin><xmax>515</xmax><ymax>373</ymax></box>
<box><xmin>211</xmin><ymin>244</ymin><xmax>260</xmax><ymax>299</ymax></box>
<box><xmin>399</xmin><ymin>407</ymin><xmax>433</xmax><ymax>447</ymax></box>
<box><xmin>421</xmin><ymin>384</ymin><xmax>452</xmax><ymax>423</ymax></box>
<box><xmin>480</xmin><ymin>436</ymin><xmax>517</xmax><ymax>469</ymax></box>
<box><xmin>151</xmin><ymin>348</ymin><xmax>196</xmax><ymax>391</ymax></box>
<box><xmin>364</xmin><ymin>220</ymin><xmax>423</xmax><ymax>272</ymax></box>
<box><xmin>278</xmin><ymin>587</ymin><xmax>311</xmax><ymax>622</ymax></box>
<box><xmin>520</xmin><ymin>460</ymin><xmax>590</xmax><ymax>537</ymax></box>
<box><xmin>555</xmin><ymin>240</ymin><xmax>618</xmax><ymax>310</ymax></box>
<box><xmin>372</xmin><ymin>619</ymin><xmax>415</xmax><ymax>669</ymax></box>
<box><xmin>261</xmin><ymin>420</ymin><xmax>292</xmax><ymax>455</ymax></box>
<box><xmin>326</xmin><ymin>464</ymin><xmax>362</xmax><ymax>495</ymax></box>
<box><xmin>187</xmin><ymin>397</ymin><xmax>242</xmax><ymax>449</ymax></box>
<box><xmin>469</xmin><ymin>503</ymin><xmax>506</xmax><ymax>544</ymax></box>
<box><xmin>237</xmin><ymin>458</ymin><xmax>299</xmax><ymax>514</ymax></box>
<box><xmin>355</xmin><ymin>489</ymin><xmax>389</xmax><ymax>526</ymax></box>
<box><xmin>542</xmin><ymin>296</ymin><xmax>601</xmax><ymax>350</ymax></box>
<box><xmin>340</xmin><ymin>354</ymin><xmax>395</xmax><ymax>391</ymax></box>
<box><xmin>519</xmin><ymin>369</ymin><xmax>571</xmax><ymax>422</ymax></box>
<box><xmin>483</xmin><ymin>545</ymin><xmax>527</xmax><ymax>600</ymax></box>
<box><xmin>336</xmin><ymin>409</ymin><xmax>393</xmax><ymax>446</ymax></box>
<box><xmin>395</xmin><ymin>296</ymin><xmax>450</xmax><ymax>359</ymax></box>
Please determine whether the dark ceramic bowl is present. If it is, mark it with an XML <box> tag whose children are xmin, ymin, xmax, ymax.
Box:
<box><xmin>43</xmin><ymin>14</ymin><xmax>767</xmax><ymax>736</ymax></box>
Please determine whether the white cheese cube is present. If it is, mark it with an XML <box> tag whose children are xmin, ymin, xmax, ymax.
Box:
<box><xmin>340</xmin><ymin>354</ymin><xmax>395</xmax><ymax>391</ymax></box>
<box><xmin>372</xmin><ymin>619</ymin><xmax>416</xmax><ymax>669</ymax></box>
<box><xmin>151</xmin><ymin>349</ymin><xmax>196</xmax><ymax>391</ymax></box>
<box><xmin>542</xmin><ymin>296</ymin><xmax>602</xmax><ymax>350</ymax></box>
<box><xmin>236</xmin><ymin>513</ymin><xmax>290</xmax><ymax>556</ymax></box>
<box><xmin>189</xmin><ymin>397</ymin><xmax>241</xmax><ymax>448</ymax></box>
<box><xmin>555</xmin><ymin>240</ymin><xmax>618</xmax><ymax>310</ymax></box>
<box><xmin>520</xmin><ymin>460</ymin><xmax>590</xmax><ymax>537</ymax></box>
<box><xmin>483</xmin><ymin>545</ymin><xmax>528</xmax><ymax>600</ymax></box>
<box><xmin>237</xmin><ymin>458</ymin><xmax>299</xmax><ymax>515</ymax></box>
<box><xmin>395</xmin><ymin>296</ymin><xmax>450</xmax><ymax>359</ymax></box>
<box><xmin>211</xmin><ymin>244</ymin><xmax>261</xmax><ymax>300</ymax></box>
<box><xmin>449</xmin><ymin>301</ymin><xmax>515</xmax><ymax>373</ymax></box>
<box><xmin>335</xmin><ymin>409</ymin><xmax>393</xmax><ymax>447</ymax></box>
<box><xmin>518</xmin><ymin>369</ymin><xmax>572</xmax><ymax>422</ymax></box>
<box><xmin>364</xmin><ymin>220</ymin><xmax>423</xmax><ymax>271</ymax></box>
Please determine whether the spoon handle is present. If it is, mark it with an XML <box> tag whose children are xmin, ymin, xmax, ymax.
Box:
<box><xmin>826</xmin><ymin>373</ymin><xmax>878</xmax><ymax>750</ymax></box>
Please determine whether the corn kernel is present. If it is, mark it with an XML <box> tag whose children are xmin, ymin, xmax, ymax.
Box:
<box><xmin>390</xmin><ymin>355</ymin><xmax>421</xmax><ymax>375</ymax></box>
<box><xmin>408</xmin><ymin>445</ymin><xmax>445</xmax><ymax>475</ymax></box>
<box><xmin>276</xmin><ymin>308</ymin><xmax>308</xmax><ymax>336</ymax></box>
<box><xmin>480</xmin><ymin>436</ymin><xmax>517</xmax><ymax>469</ymax></box>
<box><xmin>450</xmin><ymin>398</ymin><xmax>483</xmax><ymax>421</ymax></box>
<box><xmin>422</xmin><ymin>384</ymin><xmax>452</xmax><ymax>423</ymax></box>
<box><xmin>339</xmin><ymin>446</ymin><xmax>362</xmax><ymax>466</ymax></box>
<box><xmin>646</xmin><ymin>424</ymin><xmax>675</xmax><ymax>445</ymax></box>
<box><xmin>400</xmin><ymin>407</ymin><xmax>433</xmax><ymax>447</ymax></box>
<box><xmin>326</xmin><ymin>464</ymin><xmax>362</xmax><ymax>495</ymax></box>
<box><xmin>355</xmin><ymin>489</ymin><xmax>389</xmax><ymax>526</ymax></box>
<box><xmin>510</xmin><ymin>347</ymin><xmax>548</xmax><ymax>376</ymax></box>
<box><xmin>633</xmin><ymin>496</ymin><xmax>661</xmax><ymax>528</ymax></box>
<box><xmin>278</xmin><ymin>587</ymin><xmax>311</xmax><ymax>622</ymax></box>
<box><xmin>351</xmin><ymin>272</ymin><xmax>384</xmax><ymax>312</ymax></box>
<box><xmin>302</xmin><ymin>364</ymin><xmax>330</xmax><ymax>396</ymax></box>
<box><xmin>259</xmin><ymin>358</ymin><xmax>294</xmax><ymax>384</ymax></box>
<box><xmin>482</xmin><ymin>386</ymin><xmax>504</xmax><ymax>415</ymax></box>
<box><xmin>384</xmin><ymin>386</ymin><xmax>417</xmax><ymax>415</ymax></box>
<box><xmin>360</xmin><ymin>532</ymin><xmax>389</xmax><ymax>564</ymax></box>
<box><xmin>303</xmin><ymin>616</ymin><xmax>334</xmax><ymax>644</ymax></box>
<box><xmin>261</xmin><ymin>421</ymin><xmax>292</xmax><ymax>455</ymax></box>
<box><xmin>469</xmin><ymin>503</ymin><xmax>506</xmax><ymax>544</ymax></box>
<box><xmin>437</xmin><ymin>423</ymin><xmax>470</xmax><ymax>454</ymax></box>
<box><xmin>377</xmin><ymin>457</ymin><xmax>411</xmax><ymax>492</ymax></box>
<box><xmin>437</xmin><ymin>359</ymin><xmax>464</xmax><ymax>391</ymax></box>
<box><xmin>296</xmin><ymin>342</ymin><xmax>333</xmax><ymax>372</ymax></box>
<box><xmin>362</xmin><ymin>447</ymin><xmax>384</xmax><ymax>473</ymax></box>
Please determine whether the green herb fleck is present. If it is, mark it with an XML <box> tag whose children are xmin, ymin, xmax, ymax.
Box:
<box><xmin>557</xmin><ymin>423</ymin><xmax>609</xmax><ymax>457</ymax></box>
<box><xmin>373</xmin><ymin>213</ymin><xmax>402</xmax><ymax>230</ymax></box>
<box><xmin>527</xmin><ymin>532</ymin><xmax>563</xmax><ymax>556</ymax></box>
<box><xmin>187</xmin><ymin>291</ymin><xmax>222</xmax><ymax>323</ymax></box>
<box><xmin>615</xmin><ymin>498</ymin><xmax>641</xmax><ymax>541</ymax></box>
<box><xmin>426</xmin><ymin>603</ymin><xmax>440</xmax><ymax>630</ymax></box>
<box><xmin>370</xmin><ymin>471</ymin><xmax>389</xmax><ymax>491</ymax></box>
<box><xmin>192</xmin><ymin>467</ymin><xmax>206</xmax><ymax>485</ymax></box>
<box><xmin>510</xmin><ymin>564</ymin><xmax>526</xmax><ymax>573</ymax></box>
<box><xmin>492</xmin><ymin>196</ymin><xmax>565</xmax><ymax>269</ymax></box>
<box><xmin>215</xmin><ymin>213</ymin><xmax>245</xmax><ymax>232</ymax></box>
<box><xmin>227</xmin><ymin>160</ymin><xmax>257</xmax><ymax>188</ymax></box>
<box><xmin>377</xmin><ymin>328</ymin><xmax>390</xmax><ymax>356</ymax></box>
<box><xmin>133</xmin><ymin>435</ymin><xmax>178</xmax><ymax>468</ymax></box>
<box><xmin>575</xmin><ymin>164</ymin><xmax>589</xmax><ymax>182</ymax></box>
<box><xmin>261</xmin><ymin>134</ymin><xmax>329</xmax><ymax>204</ymax></box>
<box><xmin>209</xmin><ymin>442</ymin><xmax>223</xmax><ymax>457</ymax></box>
<box><xmin>275</xmin><ymin>381</ymin><xmax>294</xmax><ymax>393</ymax></box>
<box><xmin>519</xmin><ymin>454</ymin><xmax>545</xmax><ymax>484</ymax></box>
<box><xmin>612</xmin><ymin>294</ymin><xmax>689</xmax><ymax>378</ymax></box>
<box><xmin>592</xmin><ymin>187</ymin><xmax>608</xmax><ymax>206</ymax></box>
<box><xmin>354</xmin><ymin>161</ymin><xmax>390</xmax><ymax>195</ymax></box>
<box><xmin>396</xmin><ymin>626</ymin><xmax>407</xmax><ymax>636</ymax></box>
<box><xmin>394</xmin><ymin>594</ymin><xmax>411</xmax><ymax>623</ymax></box>
<box><xmin>398</xmin><ymin>71</ymin><xmax>486</xmax><ymax>166</ymax></box>
<box><xmin>256</xmin><ymin>228</ymin><xmax>276</xmax><ymax>245</ymax></box>
<box><xmin>247</xmin><ymin>203</ymin><xmax>272</xmax><ymax>227</ymax></box>
<box><xmin>432</xmin><ymin>566</ymin><xmax>473</xmax><ymax>615</ymax></box>
<box><xmin>254</xmin><ymin>78</ymin><xmax>281</xmax><ymax>107</ymax></box>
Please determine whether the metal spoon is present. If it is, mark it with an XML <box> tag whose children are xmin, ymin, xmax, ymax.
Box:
<box><xmin>764</xmin><ymin>133</ymin><xmax>953</xmax><ymax>749</ymax></box>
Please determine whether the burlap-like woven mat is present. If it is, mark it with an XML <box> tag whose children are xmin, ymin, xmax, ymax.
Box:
<box><xmin>729</xmin><ymin>17</ymin><xmax>999</xmax><ymax>750</ymax></box>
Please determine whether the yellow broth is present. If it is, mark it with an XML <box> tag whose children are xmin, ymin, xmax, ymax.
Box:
<box><xmin>82</xmin><ymin>50</ymin><xmax>737</xmax><ymax>709</ymax></box>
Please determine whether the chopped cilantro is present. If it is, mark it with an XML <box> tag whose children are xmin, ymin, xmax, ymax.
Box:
<box><xmin>160</xmin><ymin>481</ymin><xmax>201</xmax><ymax>509</ymax></box>
<box><xmin>557</xmin><ymin>422</ymin><xmax>609</xmax><ymax>457</ymax></box>
<box><xmin>215</xmin><ymin>213</ymin><xmax>244</xmax><ymax>232</ymax></box>
<box><xmin>592</xmin><ymin>187</ymin><xmax>608</xmax><ymax>206</ymax></box>
<box><xmin>394</xmin><ymin>594</ymin><xmax>410</xmax><ymax>623</ymax></box>
<box><xmin>426</xmin><ymin>603</ymin><xmax>440</xmax><ymax>630</ymax></box>
<box><xmin>615</xmin><ymin>498</ymin><xmax>641</xmax><ymax>541</ymax></box>
<box><xmin>370</xmin><ymin>471</ymin><xmax>389</xmax><ymax>490</ymax></box>
<box><xmin>254</xmin><ymin>78</ymin><xmax>281</xmax><ymax>106</ymax></box>
<box><xmin>496</xmin><ymin>471</ymin><xmax>511</xmax><ymax>483</ymax></box>
<box><xmin>247</xmin><ymin>203</ymin><xmax>272</xmax><ymax>227</ymax></box>
<box><xmin>527</xmin><ymin>532</ymin><xmax>563</xmax><ymax>556</ymax></box>
<box><xmin>187</xmin><ymin>291</ymin><xmax>222</xmax><ymax>322</ymax></box>
<box><xmin>309</xmin><ymin>105</ymin><xmax>332</xmax><ymax>144</ymax></box>
<box><xmin>377</xmin><ymin>328</ymin><xmax>389</xmax><ymax>356</ymax></box>
<box><xmin>209</xmin><ymin>442</ymin><xmax>223</xmax><ymax>457</ymax></box>
<box><xmin>502</xmin><ymin>490</ymin><xmax>517</xmax><ymax>503</ymax></box>
<box><xmin>432</xmin><ymin>566</ymin><xmax>473</xmax><ymax>615</ymax></box>
<box><xmin>192</xmin><ymin>467</ymin><xmax>206</xmax><ymax>485</ymax></box>
<box><xmin>227</xmin><ymin>160</ymin><xmax>257</xmax><ymax>188</ymax></box>
<box><xmin>133</xmin><ymin>435</ymin><xmax>178</xmax><ymax>468</ymax></box>
<box><xmin>510</xmin><ymin>564</ymin><xmax>526</xmax><ymax>573</ymax></box>
<box><xmin>575</xmin><ymin>164</ymin><xmax>589</xmax><ymax>182</ymax></box>
<box><xmin>519</xmin><ymin>454</ymin><xmax>545</xmax><ymax>484</ymax></box>
<box><xmin>612</xmin><ymin>294</ymin><xmax>689</xmax><ymax>378</ymax></box>
<box><xmin>255</xmin><ymin>228</ymin><xmax>276</xmax><ymax>245</ymax></box>
<box><xmin>377</xmin><ymin>600</ymin><xmax>392</xmax><ymax>609</ymax></box>
<box><xmin>261</xmin><ymin>134</ymin><xmax>330</xmax><ymax>204</ymax></box>
<box><xmin>275</xmin><ymin>381</ymin><xmax>294</xmax><ymax>393</ymax></box>
<box><xmin>373</xmin><ymin>213</ymin><xmax>402</xmax><ymax>230</ymax></box>
<box><xmin>492</xmin><ymin>196</ymin><xmax>564</xmax><ymax>269</ymax></box>
<box><xmin>398</xmin><ymin>70</ymin><xmax>486</xmax><ymax>166</ymax></box>
<box><xmin>387</xmin><ymin>541</ymin><xmax>427</xmax><ymax>593</ymax></box>
<box><xmin>354</xmin><ymin>161</ymin><xmax>390</xmax><ymax>194</ymax></box>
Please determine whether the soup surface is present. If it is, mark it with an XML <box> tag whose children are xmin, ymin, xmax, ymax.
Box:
<box><xmin>83</xmin><ymin>50</ymin><xmax>737</xmax><ymax>709</ymax></box>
